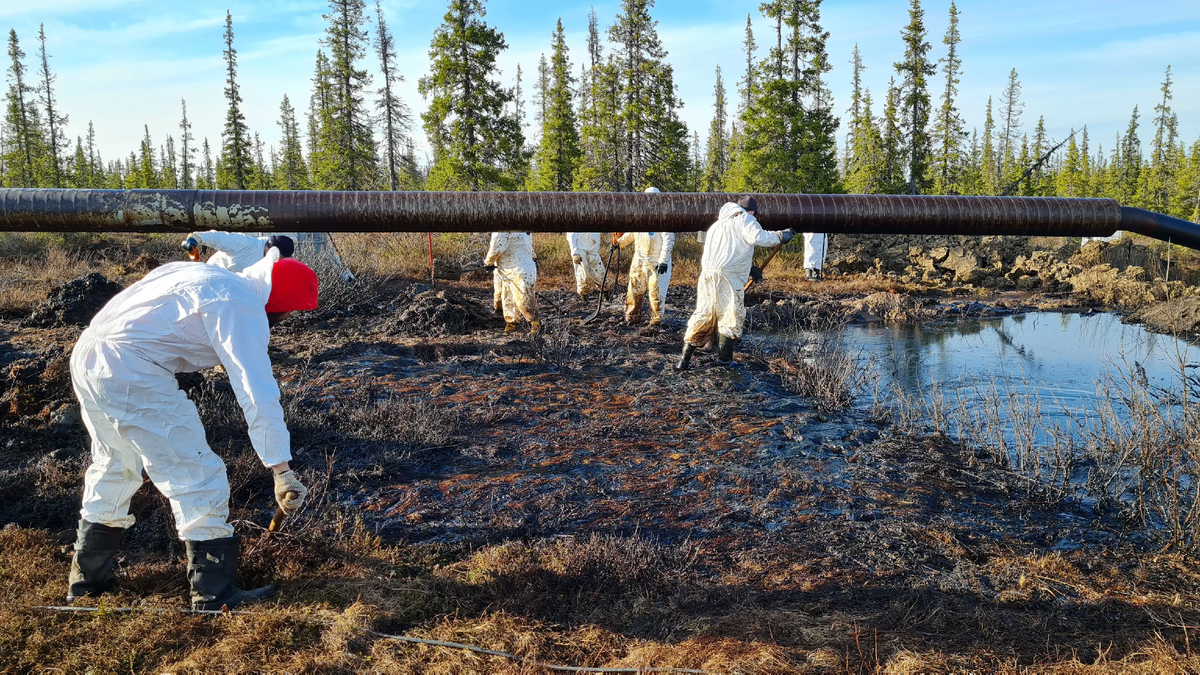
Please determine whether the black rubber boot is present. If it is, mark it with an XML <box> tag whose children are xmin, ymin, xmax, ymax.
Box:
<box><xmin>674</xmin><ymin>344</ymin><xmax>697</xmax><ymax>372</ymax></box>
<box><xmin>66</xmin><ymin>520</ymin><xmax>125</xmax><ymax>603</ymax></box>
<box><xmin>716</xmin><ymin>335</ymin><xmax>737</xmax><ymax>366</ymax></box>
<box><xmin>186</xmin><ymin>535</ymin><xmax>276</xmax><ymax>611</ymax></box>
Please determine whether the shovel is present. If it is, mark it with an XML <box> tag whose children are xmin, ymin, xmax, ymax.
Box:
<box><xmin>269</xmin><ymin>491</ymin><xmax>299</xmax><ymax>532</ymax></box>
<box><xmin>744</xmin><ymin>241</ymin><xmax>787</xmax><ymax>291</ymax></box>
<box><xmin>583</xmin><ymin>233</ymin><xmax>622</xmax><ymax>324</ymax></box>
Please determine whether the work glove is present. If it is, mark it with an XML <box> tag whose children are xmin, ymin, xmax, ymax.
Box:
<box><xmin>273</xmin><ymin>470</ymin><xmax>308</xmax><ymax>515</ymax></box>
<box><xmin>610</xmin><ymin>244</ymin><xmax>619</xmax><ymax>253</ymax></box>
<box><xmin>572</xmin><ymin>254</ymin><xmax>583</xmax><ymax>265</ymax></box>
<box><xmin>181</xmin><ymin>237</ymin><xmax>199</xmax><ymax>253</ymax></box>
<box><xmin>483</xmin><ymin>264</ymin><xmax>497</xmax><ymax>273</ymax></box>
<box><xmin>750</xmin><ymin>265</ymin><xmax>763</xmax><ymax>284</ymax></box>
<box><xmin>779</xmin><ymin>229</ymin><xmax>796</xmax><ymax>244</ymax></box>
<box><xmin>656</xmin><ymin>263</ymin><xmax>669</xmax><ymax>275</ymax></box>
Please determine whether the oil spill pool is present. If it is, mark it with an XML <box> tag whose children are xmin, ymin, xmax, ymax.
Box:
<box><xmin>843</xmin><ymin>311</ymin><xmax>1193</xmax><ymax>432</ymax></box>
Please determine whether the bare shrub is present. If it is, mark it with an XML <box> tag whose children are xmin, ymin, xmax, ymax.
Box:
<box><xmin>769</xmin><ymin>331</ymin><xmax>874</xmax><ymax>413</ymax></box>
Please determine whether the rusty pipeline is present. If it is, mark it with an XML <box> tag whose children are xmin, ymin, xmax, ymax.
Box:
<box><xmin>0</xmin><ymin>188</ymin><xmax>1196</xmax><ymax>250</ymax></box>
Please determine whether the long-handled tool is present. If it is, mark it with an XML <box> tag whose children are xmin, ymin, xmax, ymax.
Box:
<box><xmin>583</xmin><ymin>233</ymin><xmax>622</xmax><ymax>324</ymax></box>
<box><xmin>269</xmin><ymin>491</ymin><xmax>298</xmax><ymax>532</ymax></box>
<box><xmin>744</xmin><ymin>241</ymin><xmax>786</xmax><ymax>291</ymax></box>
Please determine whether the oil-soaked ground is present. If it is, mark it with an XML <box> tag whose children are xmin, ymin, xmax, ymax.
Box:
<box><xmin>5</xmin><ymin>278</ymin><xmax>1199</xmax><ymax>670</ymax></box>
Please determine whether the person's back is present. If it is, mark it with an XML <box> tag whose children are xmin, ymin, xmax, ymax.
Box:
<box><xmin>699</xmin><ymin>203</ymin><xmax>769</xmax><ymax>286</ymax></box>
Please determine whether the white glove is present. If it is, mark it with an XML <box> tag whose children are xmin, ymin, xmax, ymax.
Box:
<box><xmin>273</xmin><ymin>470</ymin><xmax>308</xmax><ymax>515</ymax></box>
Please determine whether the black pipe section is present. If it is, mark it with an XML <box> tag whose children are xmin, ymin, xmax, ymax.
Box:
<box><xmin>0</xmin><ymin>188</ymin><xmax>1194</xmax><ymax>250</ymax></box>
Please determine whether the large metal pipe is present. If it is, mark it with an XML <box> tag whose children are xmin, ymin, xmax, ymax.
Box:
<box><xmin>0</xmin><ymin>188</ymin><xmax>1197</xmax><ymax>249</ymax></box>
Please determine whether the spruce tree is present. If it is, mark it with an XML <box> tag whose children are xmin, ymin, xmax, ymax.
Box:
<box><xmin>2</xmin><ymin>29</ymin><xmax>44</xmax><ymax>187</ymax></box>
<box><xmin>219</xmin><ymin>12</ymin><xmax>253</xmax><ymax>189</ymax></box>
<box><xmin>642</xmin><ymin>61</ymin><xmax>691</xmax><ymax>191</ymax></box>
<box><xmin>701</xmin><ymin>66</ymin><xmax>729</xmax><ymax>192</ymax></box>
<box><xmin>199</xmin><ymin>138</ymin><xmax>215</xmax><ymax>190</ymax></box>
<box><xmin>178</xmin><ymin>100</ymin><xmax>194</xmax><ymax>189</ymax></box>
<box><xmin>276</xmin><ymin>94</ymin><xmax>309</xmax><ymax>189</ymax></box>
<box><xmin>575</xmin><ymin>56</ymin><xmax>624</xmax><ymax>191</ymax></box>
<box><xmin>1147</xmin><ymin>66</ymin><xmax>1178</xmax><ymax>213</ymax></box>
<box><xmin>893</xmin><ymin>0</ymin><xmax>935</xmax><ymax>194</ymax></box>
<box><xmin>373</xmin><ymin>0</ymin><xmax>411</xmax><ymax>190</ymax></box>
<box><xmin>506</xmin><ymin>64</ymin><xmax>532</xmax><ymax>187</ymax></box>
<box><xmin>163</xmin><ymin>136</ymin><xmax>178</xmax><ymax>188</ymax></box>
<box><xmin>315</xmin><ymin>0</ymin><xmax>379</xmax><ymax>190</ymax></box>
<box><xmin>979</xmin><ymin>96</ymin><xmax>997</xmax><ymax>195</ymax></box>
<box><xmin>845</xmin><ymin>44</ymin><xmax>865</xmax><ymax>167</ymax></box>
<box><xmin>529</xmin><ymin>19</ymin><xmax>581</xmax><ymax>192</ymax></box>
<box><xmin>845</xmin><ymin>90</ymin><xmax>887</xmax><ymax>194</ymax></box>
<box><xmin>609</xmin><ymin>0</ymin><xmax>670</xmax><ymax>191</ymax></box>
<box><xmin>1057</xmin><ymin>131</ymin><xmax>1082</xmax><ymax>197</ymax></box>
<box><xmin>35</xmin><ymin>24</ymin><xmax>67</xmax><ymax>187</ymax></box>
<box><xmin>931</xmin><ymin>1</ymin><xmax>964</xmax><ymax>195</ymax></box>
<box><xmin>70</xmin><ymin>137</ymin><xmax>87</xmax><ymax>187</ymax></box>
<box><xmin>533</xmin><ymin>54</ymin><xmax>549</xmax><ymax>128</ymax></box>
<box><xmin>881</xmin><ymin>80</ymin><xmax>906</xmax><ymax>194</ymax></box>
<box><xmin>419</xmin><ymin>0</ymin><xmax>525</xmax><ymax>191</ymax></box>
<box><xmin>737</xmin><ymin>15</ymin><xmax>756</xmax><ymax>115</ymax></box>
<box><xmin>998</xmin><ymin>68</ymin><xmax>1023</xmax><ymax>181</ymax></box>
<box><xmin>1117</xmin><ymin>107</ymin><xmax>1142</xmax><ymax>205</ymax></box>
<box><xmin>133</xmin><ymin>125</ymin><xmax>157</xmax><ymax>189</ymax></box>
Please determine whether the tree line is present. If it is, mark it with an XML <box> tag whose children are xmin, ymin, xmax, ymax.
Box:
<box><xmin>1</xmin><ymin>0</ymin><xmax>1198</xmax><ymax>223</ymax></box>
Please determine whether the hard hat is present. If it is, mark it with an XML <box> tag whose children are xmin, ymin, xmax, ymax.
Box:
<box><xmin>644</xmin><ymin>187</ymin><xmax>660</xmax><ymax>194</ymax></box>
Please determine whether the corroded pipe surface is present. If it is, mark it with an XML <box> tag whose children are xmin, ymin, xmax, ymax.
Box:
<box><xmin>0</xmin><ymin>188</ymin><xmax>1192</xmax><ymax>249</ymax></box>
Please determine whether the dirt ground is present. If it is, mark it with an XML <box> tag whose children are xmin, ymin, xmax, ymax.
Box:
<box><xmin>3</xmin><ymin>232</ymin><xmax>1200</xmax><ymax>672</ymax></box>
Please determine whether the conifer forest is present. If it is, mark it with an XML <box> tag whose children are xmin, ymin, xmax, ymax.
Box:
<box><xmin>1</xmin><ymin>0</ymin><xmax>1196</xmax><ymax>222</ymax></box>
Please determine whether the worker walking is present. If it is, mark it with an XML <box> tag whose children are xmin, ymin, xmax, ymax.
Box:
<box><xmin>566</xmin><ymin>232</ymin><xmax>606</xmax><ymax>301</ymax></box>
<box><xmin>66</xmin><ymin>248</ymin><xmax>318</xmax><ymax>610</ymax></box>
<box><xmin>804</xmin><ymin>232</ymin><xmax>827</xmax><ymax>281</ymax></box>
<box><xmin>485</xmin><ymin>232</ymin><xmax>541</xmax><ymax>335</ymax></box>
<box><xmin>617</xmin><ymin>187</ymin><xmax>675</xmax><ymax>326</ymax></box>
<box><xmin>182</xmin><ymin>231</ymin><xmax>294</xmax><ymax>273</ymax></box>
<box><xmin>676</xmin><ymin>196</ymin><xmax>794</xmax><ymax>371</ymax></box>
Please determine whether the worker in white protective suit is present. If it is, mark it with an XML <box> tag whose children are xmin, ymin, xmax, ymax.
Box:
<box><xmin>804</xmin><ymin>232</ymin><xmax>827</xmax><ymax>281</ymax></box>
<box><xmin>676</xmin><ymin>196</ymin><xmax>795</xmax><ymax>371</ymax></box>
<box><xmin>566</xmin><ymin>232</ymin><xmax>606</xmax><ymax>301</ymax></box>
<box><xmin>65</xmin><ymin>248</ymin><xmax>319</xmax><ymax>611</ymax></box>
<box><xmin>182</xmin><ymin>231</ymin><xmax>295</xmax><ymax>273</ymax></box>
<box><xmin>615</xmin><ymin>187</ymin><xmax>676</xmax><ymax>326</ymax></box>
<box><xmin>485</xmin><ymin>232</ymin><xmax>540</xmax><ymax>334</ymax></box>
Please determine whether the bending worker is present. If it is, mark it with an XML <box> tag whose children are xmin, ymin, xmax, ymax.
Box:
<box><xmin>182</xmin><ymin>231</ymin><xmax>295</xmax><ymax>273</ymax></box>
<box><xmin>66</xmin><ymin>247</ymin><xmax>317</xmax><ymax>610</ymax></box>
<box><xmin>616</xmin><ymin>187</ymin><xmax>675</xmax><ymax>326</ymax></box>
<box><xmin>676</xmin><ymin>196</ymin><xmax>794</xmax><ymax>371</ymax></box>
<box><xmin>485</xmin><ymin>231</ymin><xmax>541</xmax><ymax>335</ymax></box>
<box><xmin>566</xmin><ymin>231</ymin><xmax>606</xmax><ymax>302</ymax></box>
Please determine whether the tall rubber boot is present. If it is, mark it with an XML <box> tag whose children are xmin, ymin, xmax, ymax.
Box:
<box><xmin>716</xmin><ymin>335</ymin><xmax>737</xmax><ymax>366</ymax></box>
<box><xmin>187</xmin><ymin>535</ymin><xmax>275</xmax><ymax>611</ymax></box>
<box><xmin>66</xmin><ymin>520</ymin><xmax>125</xmax><ymax>603</ymax></box>
<box><xmin>674</xmin><ymin>344</ymin><xmax>697</xmax><ymax>372</ymax></box>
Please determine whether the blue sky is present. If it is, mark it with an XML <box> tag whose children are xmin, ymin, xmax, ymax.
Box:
<box><xmin>3</xmin><ymin>0</ymin><xmax>1198</xmax><ymax>168</ymax></box>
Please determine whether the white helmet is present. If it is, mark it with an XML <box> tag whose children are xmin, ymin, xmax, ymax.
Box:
<box><xmin>644</xmin><ymin>187</ymin><xmax>660</xmax><ymax>194</ymax></box>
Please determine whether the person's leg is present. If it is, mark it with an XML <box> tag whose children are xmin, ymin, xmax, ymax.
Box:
<box><xmin>677</xmin><ymin>273</ymin><xmax>719</xmax><ymax>371</ymax></box>
<box><xmin>493</xmin><ymin>269</ymin><xmax>503</xmax><ymax>314</ymax></box>
<box><xmin>716</xmin><ymin>275</ymin><xmax>746</xmax><ymax>365</ymax></box>
<box><xmin>585</xmin><ymin>251</ymin><xmax>606</xmax><ymax>295</ymax></box>
<box><xmin>625</xmin><ymin>260</ymin><xmax>648</xmax><ymax>324</ymax></box>
<box><xmin>515</xmin><ymin>266</ymin><xmax>540</xmax><ymax>333</ymax></box>
<box><xmin>648</xmin><ymin>261</ymin><xmax>671</xmax><ymax>325</ymax></box>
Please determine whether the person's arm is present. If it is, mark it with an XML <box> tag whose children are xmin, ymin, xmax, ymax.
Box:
<box><xmin>200</xmin><ymin>300</ymin><xmax>291</xmax><ymax>469</ymax></box>
<box><xmin>484</xmin><ymin>233</ymin><xmax>507</xmax><ymax>266</ymax></box>
<box><xmin>739</xmin><ymin>214</ymin><xmax>785</xmax><ymax>248</ymax></box>
<box><xmin>615</xmin><ymin>232</ymin><xmax>635</xmax><ymax>249</ymax></box>
<box><xmin>191</xmin><ymin>231</ymin><xmax>263</xmax><ymax>257</ymax></box>
<box><xmin>657</xmin><ymin>233</ymin><xmax>676</xmax><ymax>265</ymax></box>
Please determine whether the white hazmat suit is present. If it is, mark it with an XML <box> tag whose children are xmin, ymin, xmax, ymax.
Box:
<box><xmin>71</xmin><ymin>250</ymin><xmax>291</xmax><ymax>542</ymax></box>
<box><xmin>189</xmin><ymin>230</ymin><xmax>270</xmax><ymax>273</ymax></box>
<box><xmin>566</xmin><ymin>232</ymin><xmax>606</xmax><ymax>297</ymax></box>
<box><xmin>683</xmin><ymin>203</ymin><xmax>786</xmax><ymax>346</ymax></box>
<box><xmin>804</xmin><ymin>233</ymin><xmax>827</xmax><ymax>272</ymax></box>
<box><xmin>485</xmin><ymin>232</ymin><xmax>539</xmax><ymax>329</ymax></box>
<box><xmin>617</xmin><ymin>231</ymin><xmax>675</xmax><ymax>325</ymax></box>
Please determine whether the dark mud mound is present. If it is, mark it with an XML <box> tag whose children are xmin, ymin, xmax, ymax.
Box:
<box><xmin>745</xmin><ymin>295</ymin><xmax>852</xmax><ymax>332</ymax></box>
<box><xmin>24</xmin><ymin>273</ymin><xmax>122</xmax><ymax>328</ymax></box>
<box><xmin>391</xmin><ymin>289</ymin><xmax>503</xmax><ymax>337</ymax></box>
<box><xmin>1</xmin><ymin>347</ymin><xmax>73</xmax><ymax>420</ymax></box>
